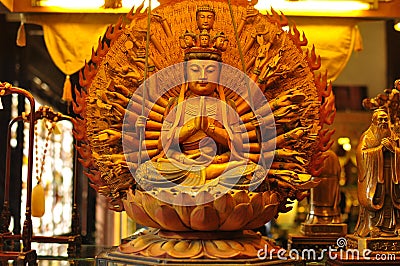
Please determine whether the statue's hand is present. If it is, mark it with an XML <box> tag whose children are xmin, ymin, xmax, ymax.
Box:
<box><xmin>202</xmin><ymin>117</ymin><xmax>214</xmax><ymax>132</ymax></box>
<box><xmin>136</xmin><ymin>116</ymin><xmax>148</xmax><ymax>132</ymax></box>
<box><xmin>168</xmin><ymin>151</ymin><xmax>197</xmax><ymax>165</ymax></box>
<box><xmin>275</xmin><ymin>95</ymin><xmax>292</xmax><ymax>108</ymax></box>
<box><xmin>284</xmin><ymin>126</ymin><xmax>309</xmax><ymax>141</ymax></box>
<box><xmin>152</xmin><ymin>13</ymin><xmax>165</xmax><ymax>22</ymax></box>
<box><xmin>194</xmin><ymin>116</ymin><xmax>202</xmax><ymax>131</ymax></box>
<box><xmin>382</xmin><ymin>137</ymin><xmax>396</xmax><ymax>153</ymax></box>
<box><xmin>94</xmin><ymin>129</ymin><xmax>122</xmax><ymax>144</ymax></box>
<box><xmin>250</xmin><ymin>114</ymin><xmax>262</xmax><ymax>127</ymax></box>
<box><xmin>244</xmin><ymin>6</ymin><xmax>258</xmax><ymax>21</ymax></box>
<box><xmin>276</xmin><ymin>148</ymin><xmax>305</xmax><ymax>159</ymax></box>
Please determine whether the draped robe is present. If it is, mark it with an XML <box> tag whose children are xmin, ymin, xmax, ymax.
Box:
<box><xmin>354</xmin><ymin>127</ymin><xmax>400</xmax><ymax>237</ymax></box>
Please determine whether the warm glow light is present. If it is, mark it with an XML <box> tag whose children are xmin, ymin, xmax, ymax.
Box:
<box><xmin>394</xmin><ymin>21</ymin><xmax>400</xmax><ymax>32</ymax></box>
<box><xmin>254</xmin><ymin>0</ymin><xmax>371</xmax><ymax>14</ymax></box>
<box><xmin>343</xmin><ymin>143</ymin><xmax>352</xmax><ymax>151</ymax></box>
<box><xmin>38</xmin><ymin>0</ymin><xmax>104</xmax><ymax>8</ymax></box>
<box><xmin>338</xmin><ymin>137</ymin><xmax>350</xmax><ymax>145</ymax></box>
<box><xmin>123</xmin><ymin>0</ymin><xmax>159</xmax><ymax>9</ymax></box>
<box><xmin>36</xmin><ymin>0</ymin><xmax>160</xmax><ymax>10</ymax></box>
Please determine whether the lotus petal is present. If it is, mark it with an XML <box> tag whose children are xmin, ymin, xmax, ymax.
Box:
<box><xmin>142</xmin><ymin>192</ymin><xmax>162</xmax><ymax>223</ymax></box>
<box><xmin>219</xmin><ymin>203</ymin><xmax>253</xmax><ymax>231</ymax></box>
<box><xmin>225</xmin><ymin>240</ymin><xmax>245</xmax><ymax>251</ymax></box>
<box><xmin>157</xmin><ymin>189</ymin><xmax>174</xmax><ymax>204</ymax></box>
<box><xmin>173</xmin><ymin>240</ymin><xmax>190</xmax><ymax>252</ymax></box>
<box><xmin>147</xmin><ymin>241</ymin><xmax>167</xmax><ymax>257</ymax></box>
<box><xmin>129</xmin><ymin>201</ymin><xmax>160</xmax><ymax>228</ymax></box>
<box><xmin>239</xmin><ymin>241</ymin><xmax>259</xmax><ymax>257</ymax></box>
<box><xmin>270</xmin><ymin>192</ymin><xmax>279</xmax><ymax>204</ymax></box>
<box><xmin>213</xmin><ymin>193</ymin><xmax>235</xmax><ymax>226</ymax></box>
<box><xmin>190</xmin><ymin>205</ymin><xmax>220</xmax><ymax>231</ymax></box>
<box><xmin>159</xmin><ymin>238</ymin><xmax>178</xmax><ymax>252</ymax></box>
<box><xmin>245</xmin><ymin>204</ymin><xmax>278</xmax><ymax>229</ymax></box>
<box><xmin>174</xmin><ymin>205</ymin><xmax>194</xmax><ymax>228</ymax></box>
<box><xmin>154</xmin><ymin>205</ymin><xmax>189</xmax><ymax>231</ymax></box>
<box><xmin>135</xmin><ymin>190</ymin><xmax>144</xmax><ymax>203</ymax></box>
<box><xmin>262</xmin><ymin>191</ymin><xmax>272</xmax><ymax>205</ymax></box>
<box><xmin>122</xmin><ymin>199</ymin><xmax>135</xmax><ymax>220</ymax></box>
<box><xmin>232</xmin><ymin>190</ymin><xmax>250</xmax><ymax>204</ymax></box>
<box><xmin>249</xmin><ymin>192</ymin><xmax>263</xmax><ymax>217</ymax></box>
<box><xmin>118</xmin><ymin>234</ymin><xmax>159</xmax><ymax>253</ymax></box>
<box><xmin>195</xmin><ymin>191</ymin><xmax>214</xmax><ymax>205</ymax></box>
<box><xmin>126</xmin><ymin>189</ymin><xmax>135</xmax><ymax>202</ymax></box>
<box><xmin>204</xmin><ymin>240</ymin><xmax>240</xmax><ymax>258</ymax></box>
<box><xmin>168</xmin><ymin>240</ymin><xmax>202</xmax><ymax>258</ymax></box>
<box><xmin>174</xmin><ymin>192</ymin><xmax>196</xmax><ymax>206</ymax></box>
<box><xmin>174</xmin><ymin>193</ymin><xmax>195</xmax><ymax>228</ymax></box>
<box><xmin>213</xmin><ymin>240</ymin><xmax>232</xmax><ymax>250</ymax></box>
<box><xmin>119</xmin><ymin>242</ymin><xmax>138</xmax><ymax>253</ymax></box>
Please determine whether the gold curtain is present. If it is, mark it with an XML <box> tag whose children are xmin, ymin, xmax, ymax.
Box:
<box><xmin>286</xmin><ymin>17</ymin><xmax>363</xmax><ymax>82</ymax></box>
<box><xmin>26</xmin><ymin>14</ymin><xmax>120</xmax><ymax>76</ymax></box>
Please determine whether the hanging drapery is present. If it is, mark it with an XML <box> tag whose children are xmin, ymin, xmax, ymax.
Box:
<box><xmin>25</xmin><ymin>14</ymin><xmax>120</xmax><ymax>104</ymax></box>
<box><xmin>284</xmin><ymin>17</ymin><xmax>363</xmax><ymax>82</ymax></box>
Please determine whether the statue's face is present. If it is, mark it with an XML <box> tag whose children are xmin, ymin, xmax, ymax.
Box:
<box><xmin>187</xmin><ymin>60</ymin><xmax>219</xmax><ymax>96</ymax></box>
<box><xmin>196</xmin><ymin>11</ymin><xmax>215</xmax><ymax>30</ymax></box>
<box><xmin>215</xmin><ymin>37</ymin><xmax>223</xmax><ymax>46</ymax></box>
<box><xmin>200</xmin><ymin>35</ymin><xmax>210</xmax><ymax>47</ymax></box>
<box><xmin>375</xmin><ymin>111</ymin><xmax>389</xmax><ymax>129</ymax></box>
<box><xmin>184</xmin><ymin>35</ymin><xmax>194</xmax><ymax>46</ymax></box>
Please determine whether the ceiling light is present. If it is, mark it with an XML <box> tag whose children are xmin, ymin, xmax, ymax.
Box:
<box><xmin>32</xmin><ymin>0</ymin><xmax>160</xmax><ymax>10</ymax></box>
<box><xmin>337</xmin><ymin>137</ymin><xmax>350</xmax><ymax>145</ymax></box>
<box><xmin>394</xmin><ymin>20</ymin><xmax>400</xmax><ymax>32</ymax></box>
<box><xmin>342</xmin><ymin>143</ymin><xmax>352</xmax><ymax>151</ymax></box>
<box><xmin>254</xmin><ymin>0</ymin><xmax>375</xmax><ymax>16</ymax></box>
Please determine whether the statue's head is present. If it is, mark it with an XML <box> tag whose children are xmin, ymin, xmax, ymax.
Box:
<box><xmin>180</xmin><ymin>6</ymin><xmax>227</xmax><ymax>96</ymax></box>
<box><xmin>199</xmin><ymin>30</ymin><xmax>211</xmax><ymax>48</ymax></box>
<box><xmin>196</xmin><ymin>4</ymin><xmax>215</xmax><ymax>31</ymax></box>
<box><xmin>185</xmin><ymin>59</ymin><xmax>220</xmax><ymax>96</ymax></box>
<box><xmin>183</xmin><ymin>46</ymin><xmax>223</xmax><ymax>96</ymax></box>
<box><xmin>183</xmin><ymin>30</ymin><xmax>197</xmax><ymax>47</ymax></box>
<box><xmin>372</xmin><ymin>109</ymin><xmax>391</xmax><ymax>138</ymax></box>
<box><xmin>395</xmin><ymin>79</ymin><xmax>400</xmax><ymax>90</ymax></box>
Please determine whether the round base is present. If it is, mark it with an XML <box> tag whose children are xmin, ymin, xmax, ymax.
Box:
<box><xmin>118</xmin><ymin>229</ymin><xmax>280</xmax><ymax>259</ymax></box>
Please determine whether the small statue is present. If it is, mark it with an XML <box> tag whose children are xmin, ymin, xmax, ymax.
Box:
<box><xmin>212</xmin><ymin>32</ymin><xmax>228</xmax><ymax>51</ymax></box>
<box><xmin>198</xmin><ymin>29</ymin><xmax>211</xmax><ymax>48</ymax></box>
<box><xmin>354</xmin><ymin>108</ymin><xmax>400</xmax><ymax>237</ymax></box>
<box><xmin>195</xmin><ymin>4</ymin><xmax>215</xmax><ymax>31</ymax></box>
<box><xmin>103</xmin><ymin>0</ymin><xmax>122</xmax><ymax>9</ymax></box>
<box><xmin>179</xmin><ymin>30</ymin><xmax>197</xmax><ymax>49</ymax></box>
<box><xmin>304</xmin><ymin>150</ymin><xmax>343</xmax><ymax>226</ymax></box>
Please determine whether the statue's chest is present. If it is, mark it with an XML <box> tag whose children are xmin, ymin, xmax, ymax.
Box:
<box><xmin>183</xmin><ymin>101</ymin><xmax>218</xmax><ymax>121</ymax></box>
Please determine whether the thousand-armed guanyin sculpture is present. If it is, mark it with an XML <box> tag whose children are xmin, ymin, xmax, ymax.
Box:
<box><xmin>72</xmin><ymin>0</ymin><xmax>335</xmax><ymax>259</ymax></box>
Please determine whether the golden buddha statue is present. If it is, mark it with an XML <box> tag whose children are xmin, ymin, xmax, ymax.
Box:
<box><xmin>134</xmin><ymin>14</ymin><xmax>267</xmax><ymax>193</ymax></box>
<box><xmin>72</xmin><ymin>0</ymin><xmax>337</xmax><ymax>259</ymax></box>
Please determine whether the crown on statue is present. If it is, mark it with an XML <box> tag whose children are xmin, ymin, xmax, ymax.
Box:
<box><xmin>196</xmin><ymin>4</ymin><xmax>215</xmax><ymax>16</ymax></box>
<box><xmin>179</xmin><ymin>4</ymin><xmax>229</xmax><ymax>62</ymax></box>
<box><xmin>179</xmin><ymin>30</ymin><xmax>229</xmax><ymax>62</ymax></box>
